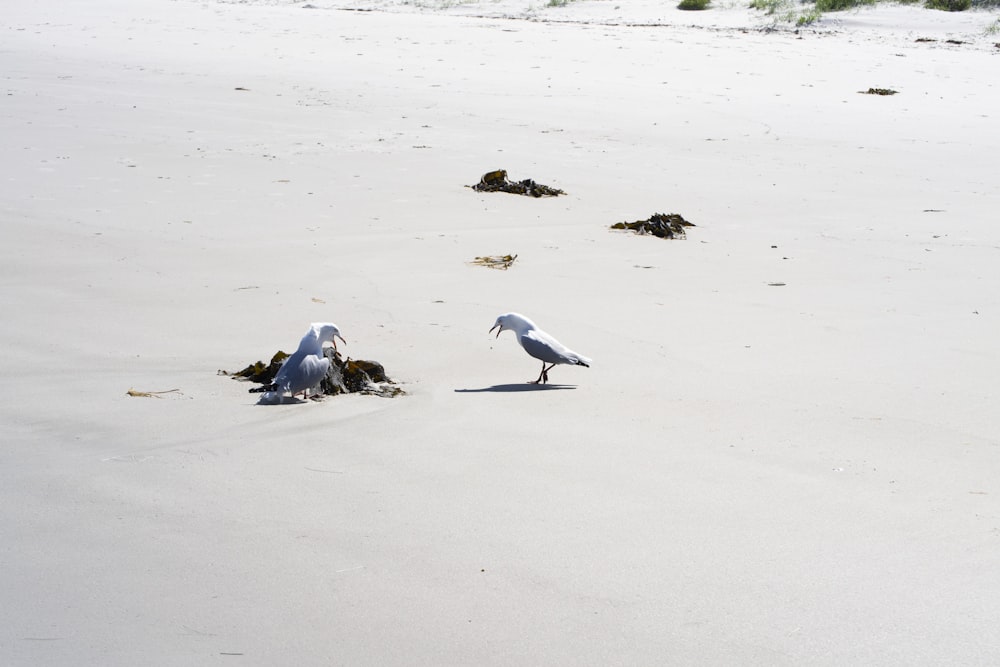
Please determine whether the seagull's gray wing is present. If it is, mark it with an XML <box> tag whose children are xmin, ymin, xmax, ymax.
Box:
<box><xmin>276</xmin><ymin>352</ymin><xmax>331</xmax><ymax>394</ymax></box>
<box><xmin>272</xmin><ymin>351</ymin><xmax>301</xmax><ymax>387</ymax></box>
<box><xmin>520</xmin><ymin>329</ymin><xmax>576</xmax><ymax>365</ymax></box>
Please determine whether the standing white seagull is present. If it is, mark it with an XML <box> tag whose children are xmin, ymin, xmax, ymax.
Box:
<box><xmin>261</xmin><ymin>322</ymin><xmax>346</xmax><ymax>403</ymax></box>
<box><xmin>489</xmin><ymin>312</ymin><xmax>591</xmax><ymax>384</ymax></box>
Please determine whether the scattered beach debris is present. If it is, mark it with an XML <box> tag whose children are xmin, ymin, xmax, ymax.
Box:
<box><xmin>861</xmin><ymin>88</ymin><xmax>898</xmax><ymax>96</ymax></box>
<box><xmin>225</xmin><ymin>349</ymin><xmax>403</xmax><ymax>399</ymax></box>
<box><xmin>915</xmin><ymin>38</ymin><xmax>965</xmax><ymax>45</ymax></box>
<box><xmin>469</xmin><ymin>169</ymin><xmax>565</xmax><ymax>197</ymax></box>
<box><xmin>234</xmin><ymin>87</ymin><xmax>249</xmax><ymax>91</ymax></box>
<box><xmin>470</xmin><ymin>254</ymin><xmax>517</xmax><ymax>270</ymax></box>
<box><xmin>126</xmin><ymin>388</ymin><xmax>181</xmax><ymax>398</ymax></box>
<box><xmin>768</xmin><ymin>282</ymin><xmax>787</xmax><ymax>287</ymax></box>
<box><xmin>611</xmin><ymin>212</ymin><xmax>695</xmax><ymax>240</ymax></box>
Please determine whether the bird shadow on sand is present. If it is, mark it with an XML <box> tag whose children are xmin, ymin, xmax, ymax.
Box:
<box><xmin>454</xmin><ymin>384</ymin><xmax>577</xmax><ymax>393</ymax></box>
<box><xmin>255</xmin><ymin>395</ymin><xmax>317</xmax><ymax>405</ymax></box>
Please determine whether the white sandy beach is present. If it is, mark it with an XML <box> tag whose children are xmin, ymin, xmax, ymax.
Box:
<box><xmin>2</xmin><ymin>0</ymin><xmax>999</xmax><ymax>663</ymax></box>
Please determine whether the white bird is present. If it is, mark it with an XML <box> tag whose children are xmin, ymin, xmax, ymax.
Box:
<box><xmin>261</xmin><ymin>322</ymin><xmax>346</xmax><ymax>403</ymax></box>
<box><xmin>489</xmin><ymin>312</ymin><xmax>591</xmax><ymax>384</ymax></box>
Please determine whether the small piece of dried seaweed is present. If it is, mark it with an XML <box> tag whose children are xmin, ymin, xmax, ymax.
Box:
<box><xmin>862</xmin><ymin>88</ymin><xmax>898</xmax><ymax>96</ymax></box>
<box><xmin>127</xmin><ymin>388</ymin><xmax>181</xmax><ymax>398</ymax></box>
<box><xmin>470</xmin><ymin>254</ymin><xmax>517</xmax><ymax>270</ymax></box>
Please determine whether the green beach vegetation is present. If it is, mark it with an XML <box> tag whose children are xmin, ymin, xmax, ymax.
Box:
<box><xmin>751</xmin><ymin>0</ymin><xmax>999</xmax><ymax>26</ymax></box>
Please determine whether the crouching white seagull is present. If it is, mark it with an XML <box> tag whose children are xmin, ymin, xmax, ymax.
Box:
<box><xmin>259</xmin><ymin>322</ymin><xmax>346</xmax><ymax>403</ymax></box>
<box><xmin>489</xmin><ymin>312</ymin><xmax>591</xmax><ymax>384</ymax></box>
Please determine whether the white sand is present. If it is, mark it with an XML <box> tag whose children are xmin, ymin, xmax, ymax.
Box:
<box><xmin>2</xmin><ymin>0</ymin><xmax>999</xmax><ymax>663</ymax></box>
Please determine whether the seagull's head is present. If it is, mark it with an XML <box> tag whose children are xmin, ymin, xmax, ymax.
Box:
<box><xmin>313</xmin><ymin>322</ymin><xmax>347</xmax><ymax>351</ymax></box>
<box><xmin>489</xmin><ymin>312</ymin><xmax>533</xmax><ymax>338</ymax></box>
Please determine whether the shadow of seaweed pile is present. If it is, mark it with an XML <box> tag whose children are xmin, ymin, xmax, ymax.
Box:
<box><xmin>470</xmin><ymin>169</ymin><xmax>565</xmax><ymax>197</ymax></box>
<box><xmin>611</xmin><ymin>213</ymin><xmax>695</xmax><ymax>239</ymax></box>
<box><xmin>223</xmin><ymin>349</ymin><xmax>403</xmax><ymax>398</ymax></box>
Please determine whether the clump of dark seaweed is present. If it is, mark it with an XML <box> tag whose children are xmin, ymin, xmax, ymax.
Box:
<box><xmin>225</xmin><ymin>349</ymin><xmax>403</xmax><ymax>398</ymax></box>
<box><xmin>319</xmin><ymin>350</ymin><xmax>403</xmax><ymax>398</ymax></box>
<box><xmin>861</xmin><ymin>88</ymin><xmax>898</xmax><ymax>96</ymax></box>
<box><xmin>470</xmin><ymin>169</ymin><xmax>565</xmax><ymax>197</ymax></box>
<box><xmin>222</xmin><ymin>350</ymin><xmax>290</xmax><ymax>384</ymax></box>
<box><xmin>611</xmin><ymin>213</ymin><xmax>695</xmax><ymax>239</ymax></box>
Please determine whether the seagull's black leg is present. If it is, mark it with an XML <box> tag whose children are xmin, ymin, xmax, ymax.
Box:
<box><xmin>543</xmin><ymin>363</ymin><xmax>555</xmax><ymax>383</ymax></box>
<box><xmin>530</xmin><ymin>363</ymin><xmax>557</xmax><ymax>384</ymax></box>
<box><xmin>533</xmin><ymin>363</ymin><xmax>554</xmax><ymax>384</ymax></box>
<box><xmin>530</xmin><ymin>362</ymin><xmax>546</xmax><ymax>384</ymax></box>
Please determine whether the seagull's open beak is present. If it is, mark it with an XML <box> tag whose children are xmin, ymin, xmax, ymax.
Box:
<box><xmin>489</xmin><ymin>324</ymin><xmax>502</xmax><ymax>338</ymax></box>
<box><xmin>334</xmin><ymin>334</ymin><xmax>346</xmax><ymax>350</ymax></box>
